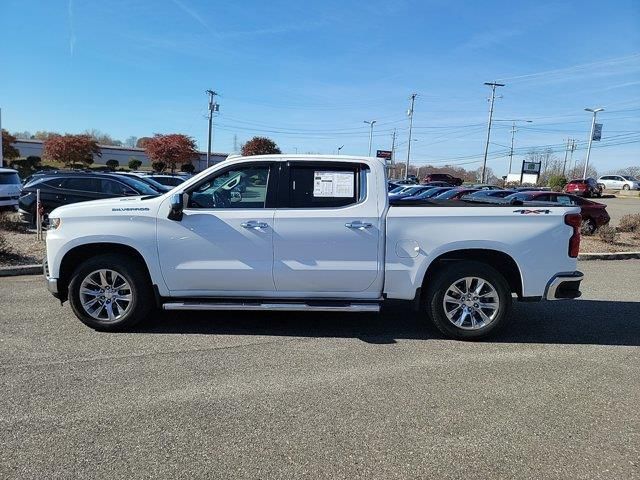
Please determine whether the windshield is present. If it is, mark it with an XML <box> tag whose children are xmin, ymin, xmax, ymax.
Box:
<box><xmin>0</xmin><ymin>172</ymin><xmax>20</xmax><ymax>185</ymax></box>
<box><xmin>118</xmin><ymin>175</ymin><xmax>161</xmax><ymax>195</ymax></box>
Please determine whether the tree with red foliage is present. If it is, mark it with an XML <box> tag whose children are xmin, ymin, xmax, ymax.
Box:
<box><xmin>43</xmin><ymin>134</ymin><xmax>101</xmax><ymax>167</ymax></box>
<box><xmin>241</xmin><ymin>136</ymin><xmax>281</xmax><ymax>156</ymax></box>
<box><xmin>2</xmin><ymin>129</ymin><xmax>20</xmax><ymax>161</ymax></box>
<box><xmin>144</xmin><ymin>134</ymin><xmax>199</xmax><ymax>173</ymax></box>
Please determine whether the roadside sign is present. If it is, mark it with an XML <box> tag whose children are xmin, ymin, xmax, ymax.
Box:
<box><xmin>522</xmin><ymin>161</ymin><xmax>541</xmax><ymax>175</ymax></box>
<box><xmin>376</xmin><ymin>150</ymin><xmax>392</xmax><ymax>160</ymax></box>
<box><xmin>592</xmin><ymin>123</ymin><xmax>602</xmax><ymax>141</ymax></box>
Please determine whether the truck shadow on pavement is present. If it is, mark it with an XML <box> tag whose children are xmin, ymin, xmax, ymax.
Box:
<box><xmin>132</xmin><ymin>299</ymin><xmax>640</xmax><ymax>347</ymax></box>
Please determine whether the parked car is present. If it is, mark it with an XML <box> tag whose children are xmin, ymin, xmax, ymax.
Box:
<box><xmin>471</xmin><ymin>184</ymin><xmax>503</xmax><ymax>191</ymax></box>
<box><xmin>44</xmin><ymin>154</ymin><xmax>583</xmax><ymax>340</ymax></box>
<box><xmin>504</xmin><ymin>191</ymin><xmax>609</xmax><ymax>233</ymax></box>
<box><xmin>433</xmin><ymin>188</ymin><xmax>480</xmax><ymax>200</ymax></box>
<box><xmin>138</xmin><ymin>174</ymin><xmax>189</xmax><ymax>188</ymax></box>
<box><xmin>392</xmin><ymin>178</ymin><xmax>418</xmax><ymax>185</ymax></box>
<box><xmin>114</xmin><ymin>172</ymin><xmax>172</xmax><ymax>193</ymax></box>
<box><xmin>19</xmin><ymin>172</ymin><xmax>161</xmax><ymax>225</ymax></box>
<box><xmin>388</xmin><ymin>185</ymin><xmax>434</xmax><ymax>199</ymax></box>
<box><xmin>388</xmin><ymin>181</ymin><xmax>401</xmax><ymax>192</ymax></box>
<box><xmin>422</xmin><ymin>173</ymin><xmax>463</xmax><ymax>186</ymax></box>
<box><xmin>399</xmin><ymin>186</ymin><xmax>455</xmax><ymax>201</ymax></box>
<box><xmin>564</xmin><ymin>178</ymin><xmax>602</xmax><ymax>198</ymax></box>
<box><xmin>421</xmin><ymin>181</ymin><xmax>452</xmax><ymax>187</ymax></box>
<box><xmin>0</xmin><ymin>168</ymin><xmax>21</xmax><ymax>212</ymax></box>
<box><xmin>514</xmin><ymin>186</ymin><xmax>551</xmax><ymax>192</ymax></box>
<box><xmin>463</xmin><ymin>189</ymin><xmax>516</xmax><ymax>199</ymax></box>
<box><xmin>597</xmin><ymin>175</ymin><xmax>640</xmax><ymax>191</ymax></box>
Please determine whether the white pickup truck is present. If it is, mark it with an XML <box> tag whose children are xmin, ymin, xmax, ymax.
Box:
<box><xmin>44</xmin><ymin>155</ymin><xmax>584</xmax><ymax>339</ymax></box>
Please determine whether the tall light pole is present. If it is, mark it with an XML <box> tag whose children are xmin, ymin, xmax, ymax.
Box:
<box><xmin>337</xmin><ymin>145</ymin><xmax>344</xmax><ymax>155</ymax></box>
<box><xmin>405</xmin><ymin>93</ymin><xmax>417</xmax><ymax>180</ymax></box>
<box><xmin>583</xmin><ymin>107</ymin><xmax>604</xmax><ymax>179</ymax></box>
<box><xmin>481</xmin><ymin>82</ymin><xmax>505</xmax><ymax>183</ymax></box>
<box><xmin>364</xmin><ymin>120</ymin><xmax>376</xmax><ymax>156</ymax></box>
<box><xmin>206</xmin><ymin>89</ymin><xmax>219</xmax><ymax>168</ymax></box>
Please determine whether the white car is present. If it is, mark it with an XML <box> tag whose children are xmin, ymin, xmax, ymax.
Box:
<box><xmin>44</xmin><ymin>155</ymin><xmax>584</xmax><ymax>340</ymax></box>
<box><xmin>0</xmin><ymin>167</ymin><xmax>21</xmax><ymax>212</ymax></box>
<box><xmin>597</xmin><ymin>175</ymin><xmax>640</xmax><ymax>191</ymax></box>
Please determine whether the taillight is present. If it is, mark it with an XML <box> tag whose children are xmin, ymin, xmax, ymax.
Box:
<box><xmin>565</xmin><ymin>213</ymin><xmax>581</xmax><ymax>258</ymax></box>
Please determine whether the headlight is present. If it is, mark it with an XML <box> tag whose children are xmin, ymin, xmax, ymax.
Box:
<box><xmin>49</xmin><ymin>217</ymin><xmax>62</xmax><ymax>230</ymax></box>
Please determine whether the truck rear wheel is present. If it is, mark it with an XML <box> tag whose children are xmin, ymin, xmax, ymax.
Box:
<box><xmin>68</xmin><ymin>253</ymin><xmax>153</xmax><ymax>331</ymax></box>
<box><xmin>425</xmin><ymin>261</ymin><xmax>511</xmax><ymax>340</ymax></box>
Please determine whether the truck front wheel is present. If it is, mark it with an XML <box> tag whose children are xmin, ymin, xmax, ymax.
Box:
<box><xmin>425</xmin><ymin>261</ymin><xmax>512</xmax><ymax>340</ymax></box>
<box><xmin>68</xmin><ymin>254</ymin><xmax>153</xmax><ymax>331</ymax></box>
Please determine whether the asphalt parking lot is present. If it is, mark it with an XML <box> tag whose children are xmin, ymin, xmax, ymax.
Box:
<box><xmin>596</xmin><ymin>195</ymin><xmax>640</xmax><ymax>226</ymax></box>
<box><xmin>1</xmin><ymin>260</ymin><xmax>639</xmax><ymax>479</ymax></box>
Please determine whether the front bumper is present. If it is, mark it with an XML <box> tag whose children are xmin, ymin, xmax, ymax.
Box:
<box><xmin>545</xmin><ymin>271</ymin><xmax>583</xmax><ymax>300</ymax></box>
<box><xmin>43</xmin><ymin>260</ymin><xmax>60</xmax><ymax>299</ymax></box>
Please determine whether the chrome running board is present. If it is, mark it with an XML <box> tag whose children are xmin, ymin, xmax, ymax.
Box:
<box><xmin>162</xmin><ymin>301</ymin><xmax>380</xmax><ymax>313</ymax></box>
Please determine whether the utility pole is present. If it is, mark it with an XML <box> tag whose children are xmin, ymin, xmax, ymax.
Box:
<box><xmin>206</xmin><ymin>89</ymin><xmax>219</xmax><ymax>168</ymax></box>
<box><xmin>508</xmin><ymin>122</ymin><xmax>517</xmax><ymax>174</ymax></box>
<box><xmin>481</xmin><ymin>82</ymin><xmax>505</xmax><ymax>183</ymax></box>
<box><xmin>233</xmin><ymin>134</ymin><xmax>238</xmax><ymax>153</ymax></box>
<box><xmin>390</xmin><ymin>128</ymin><xmax>397</xmax><ymax>166</ymax></box>
<box><xmin>364</xmin><ymin>120</ymin><xmax>376</xmax><ymax>156</ymax></box>
<box><xmin>583</xmin><ymin>107</ymin><xmax>604</xmax><ymax>179</ymax></box>
<box><xmin>569</xmin><ymin>139</ymin><xmax>577</xmax><ymax>175</ymax></box>
<box><xmin>405</xmin><ymin>93</ymin><xmax>417</xmax><ymax>180</ymax></box>
<box><xmin>562</xmin><ymin>138</ymin><xmax>571</xmax><ymax>177</ymax></box>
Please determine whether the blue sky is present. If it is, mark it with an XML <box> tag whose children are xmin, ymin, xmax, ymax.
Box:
<box><xmin>1</xmin><ymin>0</ymin><xmax>639</xmax><ymax>175</ymax></box>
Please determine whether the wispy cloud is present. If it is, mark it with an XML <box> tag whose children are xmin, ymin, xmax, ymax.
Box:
<box><xmin>456</xmin><ymin>28</ymin><xmax>523</xmax><ymax>51</ymax></box>
<box><xmin>67</xmin><ymin>0</ymin><xmax>76</xmax><ymax>56</ymax></box>
<box><xmin>170</xmin><ymin>0</ymin><xmax>210</xmax><ymax>31</ymax></box>
<box><xmin>217</xmin><ymin>21</ymin><xmax>325</xmax><ymax>39</ymax></box>
<box><xmin>496</xmin><ymin>53</ymin><xmax>640</xmax><ymax>84</ymax></box>
<box><xmin>602</xmin><ymin>80</ymin><xmax>640</xmax><ymax>91</ymax></box>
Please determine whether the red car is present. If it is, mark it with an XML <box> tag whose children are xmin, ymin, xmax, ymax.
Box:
<box><xmin>422</xmin><ymin>173</ymin><xmax>463</xmax><ymax>186</ymax></box>
<box><xmin>505</xmin><ymin>191</ymin><xmax>610</xmax><ymax>233</ymax></box>
<box><xmin>564</xmin><ymin>178</ymin><xmax>602</xmax><ymax>198</ymax></box>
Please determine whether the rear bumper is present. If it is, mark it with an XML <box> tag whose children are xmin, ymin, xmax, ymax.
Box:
<box><xmin>545</xmin><ymin>271</ymin><xmax>583</xmax><ymax>300</ymax></box>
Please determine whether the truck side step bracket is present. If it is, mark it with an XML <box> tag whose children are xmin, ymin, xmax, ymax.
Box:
<box><xmin>162</xmin><ymin>301</ymin><xmax>381</xmax><ymax>313</ymax></box>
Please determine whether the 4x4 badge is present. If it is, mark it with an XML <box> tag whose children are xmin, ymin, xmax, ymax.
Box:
<box><xmin>513</xmin><ymin>209</ymin><xmax>551</xmax><ymax>214</ymax></box>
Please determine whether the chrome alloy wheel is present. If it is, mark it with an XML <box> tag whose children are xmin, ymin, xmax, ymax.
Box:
<box><xmin>79</xmin><ymin>269</ymin><xmax>133</xmax><ymax>322</ymax></box>
<box><xmin>442</xmin><ymin>276</ymin><xmax>500</xmax><ymax>330</ymax></box>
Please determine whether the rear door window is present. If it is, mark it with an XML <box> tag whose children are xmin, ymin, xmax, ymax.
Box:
<box><xmin>287</xmin><ymin>163</ymin><xmax>364</xmax><ymax>208</ymax></box>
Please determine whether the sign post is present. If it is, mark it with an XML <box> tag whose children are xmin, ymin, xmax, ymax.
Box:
<box><xmin>520</xmin><ymin>160</ymin><xmax>542</xmax><ymax>185</ymax></box>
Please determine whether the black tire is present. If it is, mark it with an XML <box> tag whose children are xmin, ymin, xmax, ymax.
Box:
<box><xmin>623</xmin><ymin>184</ymin><xmax>630</xmax><ymax>191</ymax></box>
<box><xmin>581</xmin><ymin>218</ymin><xmax>596</xmax><ymax>235</ymax></box>
<box><xmin>68</xmin><ymin>253</ymin><xmax>153</xmax><ymax>331</ymax></box>
<box><xmin>424</xmin><ymin>261</ymin><xmax>512</xmax><ymax>340</ymax></box>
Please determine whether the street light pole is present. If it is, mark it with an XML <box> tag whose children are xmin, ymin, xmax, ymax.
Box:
<box><xmin>481</xmin><ymin>82</ymin><xmax>505</xmax><ymax>183</ymax></box>
<box><xmin>583</xmin><ymin>107</ymin><xmax>604</xmax><ymax>179</ymax></box>
<box><xmin>337</xmin><ymin>145</ymin><xmax>344</xmax><ymax>155</ymax></box>
<box><xmin>364</xmin><ymin>120</ymin><xmax>376</xmax><ymax>156</ymax></box>
<box><xmin>405</xmin><ymin>93</ymin><xmax>417</xmax><ymax>180</ymax></box>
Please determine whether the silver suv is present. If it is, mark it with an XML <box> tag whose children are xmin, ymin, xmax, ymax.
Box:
<box><xmin>597</xmin><ymin>175</ymin><xmax>640</xmax><ymax>191</ymax></box>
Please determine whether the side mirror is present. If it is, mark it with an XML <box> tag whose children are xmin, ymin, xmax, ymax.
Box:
<box><xmin>168</xmin><ymin>193</ymin><xmax>186</xmax><ymax>221</ymax></box>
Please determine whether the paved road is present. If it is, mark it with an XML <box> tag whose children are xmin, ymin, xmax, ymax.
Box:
<box><xmin>595</xmin><ymin>195</ymin><xmax>640</xmax><ymax>226</ymax></box>
<box><xmin>1</xmin><ymin>261</ymin><xmax>639</xmax><ymax>479</ymax></box>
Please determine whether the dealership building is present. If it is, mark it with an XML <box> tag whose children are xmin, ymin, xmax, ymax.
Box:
<box><xmin>11</xmin><ymin>139</ymin><xmax>229</xmax><ymax>172</ymax></box>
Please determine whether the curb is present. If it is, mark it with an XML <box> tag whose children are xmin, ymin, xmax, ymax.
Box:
<box><xmin>578</xmin><ymin>251</ymin><xmax>640</xmax><ymax>261</ymax></box>
<box><xmin>0</xmin><ymin>265</ymin><xmax>42</xmax><ymax>277</ymax></box>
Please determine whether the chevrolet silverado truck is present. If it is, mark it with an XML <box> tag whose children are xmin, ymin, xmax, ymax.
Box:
<box><xmin>44</xmin><ymin>155</ymin><xmax>583</xmax><ymax>339</ymax></box>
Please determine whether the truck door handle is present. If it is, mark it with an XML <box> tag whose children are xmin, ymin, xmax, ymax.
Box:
<box><xmin>345</xmin><ymin>221</ymin><xmax>373</xmax><ymax>230</ymax></box>
<box><xmin>241</xmin><ymin>221</ymin><xmax>269</xmax><ymax>229</ymax></box>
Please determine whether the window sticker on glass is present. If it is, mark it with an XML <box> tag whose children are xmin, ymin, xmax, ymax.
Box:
<box><xmin>313</xmin><ymin>171</ymin><xmax>354</xmax><ymax>197</ymax></box>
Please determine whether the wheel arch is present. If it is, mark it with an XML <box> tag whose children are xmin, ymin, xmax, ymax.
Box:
<box><xmin>419</xmin><ymin>248</ymin><xmax>524</xmax><ymax>300</ymax></box>
<box><xmin>58</xmin><ymin>242</ymin><xmax>152</xmax><ymax>302</ymax></box>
